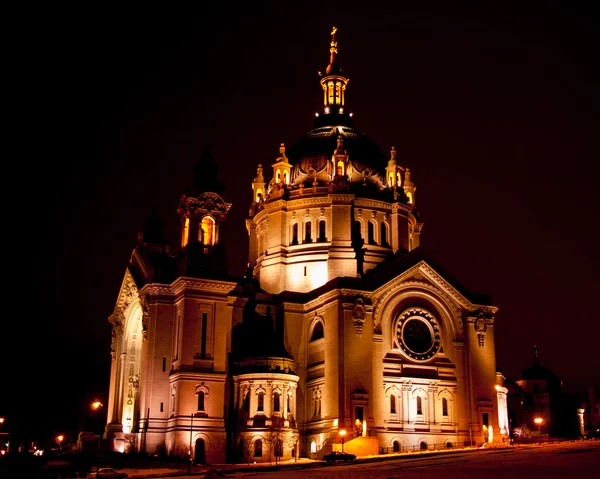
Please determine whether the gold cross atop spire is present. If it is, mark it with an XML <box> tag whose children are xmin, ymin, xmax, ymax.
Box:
<box><xmin>330</xmin><ymin>26</ymin><xmax>338</xmax><ymax>62</ymax></box>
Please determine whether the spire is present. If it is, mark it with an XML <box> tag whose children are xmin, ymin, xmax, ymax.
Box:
<box><xmin>533</xmin><ymin>345</ymin><xmax>540</xmax><ymax>365</ymax></box>
<box><xmin>315</xmin><ymin>27</ymin><xmax>353</xmax><ymax>128</ymax></box>
<box><xmin>326</xmin><ymin>26</ymin><xmax>339</xmax><ymax>75</ymax></box>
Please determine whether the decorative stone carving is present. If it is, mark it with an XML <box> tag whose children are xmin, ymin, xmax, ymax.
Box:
<box><xmin>352</xmin><ymin>297</ymin><xmax>367</xmax><ymax>336</ymax></box>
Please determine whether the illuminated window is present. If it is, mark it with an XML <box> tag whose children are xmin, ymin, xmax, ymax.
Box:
<box><xmin>328</xmin><ymin>82</ymin><xmax>334</xmax><ymax>104</ymax></box>
<box><xmin>182</xmin><ymin>218</ymin><xmax>189</xmax><ymax>247</ymax></box>
<box><xmin>273</xmin><ymin>392</ymin><xmax>280</xmax><ymax>412</ymax></box>
<box><xmin>381</xmin><ymin>223</ymin><xmax>389</xmax><ymax>247</ymax></box>
<box><xmin>310</xmin><ymin>440</ymin><xmax>317</xmax><ymax>454</ymax></box>
<box><xmin>254</xmin><ymin>439</ymin><xmax>262</xmax><ymax>457</ymax></box>
<box><xmin>442</xmin><ymin>397</ymin><xmax>448</xmax><ymax>416</ymax></box>
<box><xmin>389</xmin><ymin>173</ymin><xmax>394</xmax><ymax>187</ymax></box>
<box><xmin>368</xmin><ymin>222</ymin><xmax>375</xmax><ymax>245</ymax></box>
<box><xmin>197</xmin><ymin>391</ymin><xmax>205</xmax><ymax>411</ymax></box>
<box><xmin>257</xmin><ymin>392</ymin><xmax>264</xmax><ymax>411</ymax></box>
<box><xmin>390</xmin><ymin>395</ymin><xmax>396</xmax><ymax>414</ymax></box>
<box><xmin>406</xmin><ymin>191</ymin><xmax>413</xmax><ymax>204</ymax></box>
<box><xmin>255</xmin><ymin>188</ymin><xmax>263</xmax><ymax>203</ymax></box>
<box><xmin>318</xmin><ymin>220</ymin><xmax>326</xmax><ymax>242</ymax></box>
<box><xmin>310</xmin><ymin>322</ymin><xmax>324</xmax><ymax>341</ymax></box>
<box><xmin>283</xmin><ymin>171</ymin><xmax>289</xmax><ymax>184</ymax></box>
<box><xmin>304</xmin><ymin>221</ymin><xmax>312</xmax><ymax>243</ymax></box>
<box><xmin>417</xmin><ymin>396</ymin><xmax>422</xmax><ymax>415</ymax></box>
<box><xmin>201</xmin><ymin>216</ymin><xmax>215</xmax><ymax>246</ymax></box>
<box><xmin>336</xmin><ymin>160</ymin><xmax>344</xmax><ymax>176</ymax></box>
<box><xmin>335</xmin><ymin>82</ymin><xmax>341</xmax><ymax>105</ymax></box>
<box><xmin>397</xmin><ymin>172</ymin><xmax>402</xmax><ymax>187</ymax></box>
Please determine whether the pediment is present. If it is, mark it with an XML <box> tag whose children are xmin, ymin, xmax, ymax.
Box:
<box><xmin>110</xmin><ymin>268</ymin><xmax>140</xmax><ymax>323</ymax></box>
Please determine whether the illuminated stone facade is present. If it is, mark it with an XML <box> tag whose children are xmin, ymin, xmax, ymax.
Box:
<box><xmin>105</xmin><ymin>29</ymin><xmax>508</xmax><ymax>464</ymax></box>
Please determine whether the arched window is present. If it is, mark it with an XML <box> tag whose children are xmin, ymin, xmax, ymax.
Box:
<box><xmin>291</xmin><ymin>223</ymin><xmax>298</xmax><ymax>245</ymax></box>
<box><xmin>243</xmin><ymin>393</ymin><xmax>250</xmax><ymax>413</ymax></box>
<box><xmin>390</xmin><ymin>395</ymin><xmax>396</xmax><ymax>414</ymax></box>
<box><xmin>257</xmin><ymin>392</ymin><xmax>264</xmax><ymax>412</ymax></box>
<box><xmin>388</xmin><ymin>173</ymin><xmax>394</xmax><ymax>187</ymax></box>
<box><xmin>201</xmin><ymin>216</ymin><xmax>215</xmax><ymax>246</ymax></box>
<box><xmin>318</xmin><ymin>220</ymin><xmax>326</xmax><ymax>242</ymax></box>
<box><xmin>397</xmin><ymin>172</ymin><xmax>402</xmax><ymax>187</ymax></box>
<box><xmin>283</xmin><ymin>171</ymin><xmax>289</xmax><ymax>184</ymax></box>
<box><xmin>310</xmin><ymin>322</ymin><xmax>324</xmax><ymax>341</ymax></box>
<box><xmin>304</xmin><ymin>221</ymin><xmax>312</xmax><ymax>243</ymax></box>
<box><xmin>276</xmin><ymin>169</ymin><xmax>281</xmax><ymax>183</ymax></box>
<box><xmin>416</xmin><ymin>396</ymin><xmax>423</xmax><ymax>415</ymax></box>
<box><xmin>328</xmin><ymin>82</ymin><xmax>334</xmax><ymax>104</ymax></box>
<box><xmin>273</xmin><ymin>392</ymin><xmax>280</xmax><ymax>412</ymax></box>
<box><xmin>380</xmin><ymin>222</ymin><xmax>389</xmax><ymax>247</ymax></box>
<box><xmin>182</xmin><ymin>218</ymin><xmax>189</xmax><ymax>247</ymax></box>
<box><xmin>335</xmin><ymin>82</ymin><xmax>341</xmax><ymax>105</ymax></box>
<box><xmin>310</xmin><ymin>439</ymin><xmax>317</xmax><ymax>454</ymax></box>
<box><xmin>442</xmin><ymin>397</ymin><xmax>448</xmax><ymax>416</ymax></box>
<box><xmin>255</xmin><ymin>188</ymin><xmax>263</xmax><ymax>203</ymax></box>
<box><xmin>197</xmin><ymin>391</ymin><xmax>205</xmax><ymax>411</ymax></box>
<box><xmin>406</xmin><ymin>191</ymin><xmax>413</xmax><ymax>204</ymax></box>
<box><xmin>254</xmin><ymin>439</ymin><xmax>262</xmax><ymax>457</ymax></box>
<box><xmin>420</xmin><ymin>441</ymin><xmax>428</xmax><ymax>451</ymax></box>
<box><xmin>393</xmin><ymin>440</ymin><xmax>400</xmax><ymax>452</ymax></box>
<box><xmin>337</xmin><ymin>160</ymin><xmax>344</xmax><ymax>176</ymax></box>
<box><xmin>287</xmin><ymin>392</ymin><xmax>292</xmax><ymax>413</ymax></box>
<box><xmin>368</xmin><ymin>221</ymin><xmax>375</xmax><ymax>245</ymax></box>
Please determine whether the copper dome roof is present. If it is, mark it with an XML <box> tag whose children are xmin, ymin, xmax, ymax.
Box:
<box><xmin>286</xmin><ymin>125</ymin><xmax>388</xmax><ymax>182</ymax></box>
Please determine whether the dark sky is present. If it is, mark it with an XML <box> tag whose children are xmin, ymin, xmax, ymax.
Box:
<box><xmin>4</xmin><ymin>1</ymin><xmax>599</xmax><ymax>446</ymax></box>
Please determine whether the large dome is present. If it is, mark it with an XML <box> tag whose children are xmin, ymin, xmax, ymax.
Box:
<box><xmin>286</xmin><ymin>125</ymin><xmax>388</xmax><ymax>186</ymax></box>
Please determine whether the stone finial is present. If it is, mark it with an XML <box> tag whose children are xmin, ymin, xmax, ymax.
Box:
<box><xmin>279</xmin><ymin>143</ymin><xmax>286</xmax><ymax>155</ymax></box>
<box><xmin>391</xmin><ymin>146</ymin><xmax>397</xmax><ymax>160</ymax></box>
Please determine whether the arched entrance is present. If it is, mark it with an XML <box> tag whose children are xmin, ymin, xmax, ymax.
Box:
<box><xmin>194</xmin><ymin>438</ymin><xmax>205</xmax><ymax>464</ymax></box>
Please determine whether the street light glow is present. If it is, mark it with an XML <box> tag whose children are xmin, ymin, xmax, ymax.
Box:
<box><xmin>92</xmin><ymin>401</ymin><xmax>103</xmax><ymax>410</ymax></box>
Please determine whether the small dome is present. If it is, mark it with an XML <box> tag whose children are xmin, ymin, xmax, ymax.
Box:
<box><xmin>286</xmin><ymin>126</ymin><xmax>388</xmax><ymax>184</ymax></box>
<box><xmin>520</xmin><ymin>363</ymin><xmax>560</xmax><ymax>382</ymax></box>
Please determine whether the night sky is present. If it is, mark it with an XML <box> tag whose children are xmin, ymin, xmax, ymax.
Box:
<box><xmin>4</xmin><ymin>2</ymin><xmax>598</xmax><ymax>447</ymax></box>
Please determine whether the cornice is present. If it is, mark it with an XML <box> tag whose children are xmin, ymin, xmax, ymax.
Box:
<box><xmin>171</xmin><ymin>277</ymin><xmax>237</xmax><ymax>296</ymax></box>
<box><xmin>353</xmin><ymin>198</ymin><xmax>393</xmax><ymax>210</ymax></box>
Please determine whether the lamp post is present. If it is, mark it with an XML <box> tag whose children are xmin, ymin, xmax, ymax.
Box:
<box><xmin>91</xmin><ymin>402</ymin><xmax>104</xmax><ymax>471</ymax></box>
<box><xmin>534</xmin><ymin>417</ymin><xmax>543</xmax><ymax>439</ymax></box>
<box><xmin>188</xmin><ymin>413</ymin><xmax>193</xmax><ymax>475</ymax></box>
<box><xmin>339</xmin><ymin>429</ymin><xmax>347</xmax><ymax>453</ymax></box>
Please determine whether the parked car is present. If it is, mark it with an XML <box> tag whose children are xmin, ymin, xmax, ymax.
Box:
<box><xmin>322</xmin><ymin>451</ymin><xmax>357</xmax><ymax>463</ymax></box>
<box><xmin>86</xmin><ymin>467</ymin><xmax>128</xmax><ymax>479</ymax></box>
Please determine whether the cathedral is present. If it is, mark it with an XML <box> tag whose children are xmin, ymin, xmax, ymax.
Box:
<box><xmin>105</xmin><ymin>28</ymin><xmax>509</xmax><ymax>464</ymax></box>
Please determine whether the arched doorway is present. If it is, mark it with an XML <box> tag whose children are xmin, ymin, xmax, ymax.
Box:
<box><xmin>194</xmin><ymin>438</ymin><xmax>205</xmax><ymax>464</ymax></box>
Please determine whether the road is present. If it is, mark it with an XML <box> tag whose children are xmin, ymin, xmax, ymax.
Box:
<box><xmin>155</xmin><ymin>441</ymin><xmax>600</xmax><ymax>479</ymax></box>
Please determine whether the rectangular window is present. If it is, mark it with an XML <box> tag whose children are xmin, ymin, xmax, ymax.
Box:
<box><xmin>201</xmin><ymin>312</ymin><xmax>208</xmax><ymax>359</ymax></box>
<box><xmin>160</xmin><ymin>402</ymin><xmax>164</xmax><ymax>412</ymax></box>
<box><xmin>162</xmin><ymin>357</ymin><xmax>166</xmax><ymax>372</ymax></box>
<box><xmin>356</xmin><ymin>406</ymin><xmax>364</xmax><ymax>422</ymax></box>
<box><xmin>173</xmin><ymin>313</ymin><xmax>181</xmax><ymax>360</ymax></box>
<box><xmin>482</xmin><ymin>412</ymin><xmax>489</xmax><ymax>427</ymax></box>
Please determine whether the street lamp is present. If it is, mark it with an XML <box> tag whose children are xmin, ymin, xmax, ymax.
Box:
<box><xmin>91</xmin><ymin>402</ymin><xmax>104</xmax><ymax>470</ymax></box>
<box><xmin>534</xmin><ymin>417</ymin><xmax>543</xmax><ymax>439</ymax></box>
<box><xmin>56</xmin><ymin>435</ymin><xmax>64</xmax><ymax>451</ymax></box>
<box><xmin>339</xmin><ymin>429</ymin><xmax>347</xmax><ymax>453</ymax></box>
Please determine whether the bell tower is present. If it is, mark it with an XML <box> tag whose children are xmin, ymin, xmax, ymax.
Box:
<box><xmin>177</xmin><ymin>148</ymin><xmax>232</xmax><ymax>278</ymax></box>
